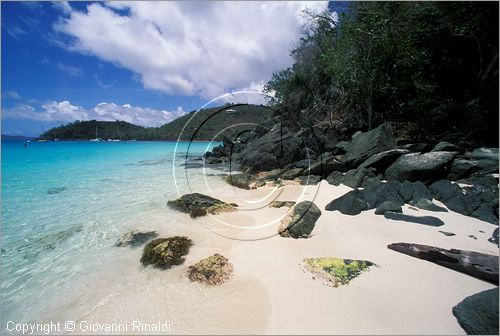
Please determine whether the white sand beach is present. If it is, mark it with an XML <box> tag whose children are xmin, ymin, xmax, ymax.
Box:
<box><xmin>71</xmin><ymin>179</ymin><xmax>498</xmax><ymax>335</ymax></box>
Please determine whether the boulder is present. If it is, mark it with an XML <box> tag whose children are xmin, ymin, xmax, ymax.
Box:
<box><xmin>384</xmin><ymin>212</ymin><xmax>445</xmax><ymax>226</ymax></box>
<box><xmin>140</xmin><ymin>236</ymin><xmax>192</xmax><ymax>269</ymax></box>
<box><xmin>308</xmin><ymin>155</ymin><xmax>346</xmax><ymax>177</ymax></box>
<box><xmin>303</xmin><ymin>257</ymin><xmax>374</xmax><ymax>287</ymax></box>
<box><xmin>186</xmin><ymin>254</ymin><xmax>234</xmax><ymax>285</ymax></box>
<box><xmin>447</xmin><ymin>159</ymin><xmax>479</xmax><ymax>180</ymax></box>
<box><xmin>429</xmin><ymin>180</ymin><xmax>463</xmax><ymax>202</ymax></box>
<box><xmin>399</xmin><ymin>181</ymin><xmax>416</xmax><ymax>203</ymax></box>
<box><xmin>225</xmin><ymin>173</ymin><xmax>256</xmax><ymax>190</ymax></box>
<box><xmin>280</xmin><ymin>168</ymin><xmax>304</xmax><ymax>180</ymax></box>
<box><xmin>431</xmin><ymin>141</ymin><xmax>460</xmax><ymax>152</ymax></box>
<box><xmin>362</xmin><ymin>181</ymin><xmax>404</xmax><ymax>208</ymax></box>
<box><xmin>375</xmin><ymin>201</ymin><xmax>403</xmax><ymax>215</ymax></box>
<box><xmin>269</xmin><ymin>200</ymin><xmax>296</xmax><ymax>208</ymax></box>
<box><xmin>358</xmin><ymin>149</ymin><xmax>409</xmax><ymax>172</ymax></box>
<box><xmin>279</xmin><ymin>201</ymin><xmax>321</xmax><ymax>238</ymax></box>
<box><xmin>469</xmin><ymin>147</ymin><xmax>499</xmax><ymax>175</ymax></box>
<box><xmin>343</xmin><ymin>168</ymin><xmax>377</xmax><ymax>189</ymax></box>
<box><xmin>167</xmin><ymin>193</ymin><xmax>237</xmax><ymax>217</ymax></box>
<box><xmin>471</xmin><ymin>203</ymin><xmax>498</xmax><ymax>224</ymax></box>
<box><xmin>326</xmin><ymin>171</ymin><xmax>344</xmax><ymax>186</ymax></box>
<box><xmin>115</xmin><ymin>230</ymin><xmax>158</xmax><ymax>247</ymax></box>
<box><xmin>293</xmin><ymin>159</ymin><xmax>311</xmax><ymax>169</ymax></box>
<box><xmin>398</xmin><ymin>143</ymin><xmax>432</xmax><ymax>153</ymax></box>
<box><xmin>298</xmin><ymin>175</ymin><xmax>321</xmax><ymax>185</ymax></box>
<box><xmin>488</xmin><ymin>228</ymin><xmax>499</xmax><ymax>246</ymax></box>
<box><xmin>332</xmin><ymin>141</ymin><xmax>350</xmax><ymax>155</ymax></box>
<box><xmin>388</xmin><ymin>243</ymin><xmax>499</xmax><ymax>284</ymax></box>
<box><xmin>413</xmin><ymin>198</ymin><xmax>448</xmax><ymax>212</ymax></box>
<box><xmin>452</xmin><ymin>288</ymin><xmax>499</xmax><ymax>335</ymax></box>
<box><xmin>439</xmin><ymin>231</ymin><xmax>456</xmax><ymax>237</ymax></box>
<box><xmin>325</xmin><ymin>190</ymin><xmax>370</xmax><ymax>216</ymax></box>
<box><xmin>385</xmin><ymin>151</ymin><xmax>458</xmax><ymax>182</ymax></box>
<box><xmin>343</xmin><ymin>122</ymin><xmax>397</xmax><ymax>168</ymax></box>
<box><xmin>411</xmin><ymin>181</ymin><xmax>433</xmax><ymax>204</ymax></box>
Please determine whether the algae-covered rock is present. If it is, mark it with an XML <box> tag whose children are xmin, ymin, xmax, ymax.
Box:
<box><xmin>140</xmin><ymin>236</ymin><xmax>192</xmax><ymax>269</ymax></box>
<box><xmin>115</xmin><ymin>229</ymin><xmax>158</xmax><ymax>247</ymax></box>
<box><xmin>269</xmin><ymin>200</ymin><xmax>296</xmax><ymax>208</ymax></box>
<box><xmin>278</xmin><ymin>201</ymin><xmax>321</xmax><ymax>238</ymax></box>
<box><xmin>186</xmin><ymin>253</ymin><xmax>234</xmax><ymax>285</ymax></box>
<box><xmin>225</xmin><ymin>173</ymin><xmax>256</xmax><ymax>190</ymax></box>
<box><xmin>167</xmin><ymin>193</ymin><xmax>237</xmax><ymax>217</ymax></box>
<box><xmin>304</xmin><ymin>257</ymin><xmax>374</xmax><ymax>287</ymax></box>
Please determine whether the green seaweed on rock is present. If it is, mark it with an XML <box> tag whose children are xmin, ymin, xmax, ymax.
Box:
<box><xmin>186</xmin><ymin>253</ymin><xmax>234</xmax><ymax>285</ymax></box>
<box><xmin>140</xmin><ymin>236</ymin><xmax>192</xmax><ymax>269</ymax></box>
<box><xmin>304</xmin><ymin>257</ymin><xmax>374</xmax><ymax>287</ymax></box>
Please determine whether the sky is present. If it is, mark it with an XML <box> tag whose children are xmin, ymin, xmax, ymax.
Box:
<box><xmin>1</xmin><ymin>1</ymin><xmax>339</xmax><ymax>136</ymax></box>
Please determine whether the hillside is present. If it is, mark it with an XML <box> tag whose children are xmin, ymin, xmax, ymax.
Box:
<box><xmin>1</xmin><ymin>134</ymin><xmax>36</xmax><ymax>141</ymax></box>
<box><xmin>39</xmin><ymin>104</ymin><xmax>275</xmax><ymax>141</ymax></box>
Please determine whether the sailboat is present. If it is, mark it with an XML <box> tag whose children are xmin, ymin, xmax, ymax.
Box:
<box><xmin>89</xmin><ymin>125</ymin><xmax>102</xmax><ymax>142</ymax></box>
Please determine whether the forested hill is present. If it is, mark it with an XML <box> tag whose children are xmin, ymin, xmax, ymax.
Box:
<box><xmin>39</xmin><ymin>104</ymin><xmax>274</xmax><ymax>141</ymax></box>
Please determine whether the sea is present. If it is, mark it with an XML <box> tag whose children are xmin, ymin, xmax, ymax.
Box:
<box><xmin>0</xmin><ymin>140</ymin><xmax>226</xmax><ymax>330</ymax></box>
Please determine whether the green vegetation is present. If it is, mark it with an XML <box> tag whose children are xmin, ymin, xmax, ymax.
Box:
<box><xmin>186</xmin><ymin>253</ymin><xmax>234</xmax><ymax>285</ymax></box>
<box><xmin>304</xmin><ymin>257</ymin><xmax>374</xmax><ymax>287</ymax></box>
<box><xmin>140</xmin><ymin>236</ymin><xmax>192</xmax><ymax>269</ymax></box>
<box><xmin>39</xmin><ymin>104</ymin><xmax>274</xmax><ymax>141</ymax></box>
<box><xmin>265</xmin><ymin>2</ymin><xmax>498</xmax><ymax>146</ymax></box>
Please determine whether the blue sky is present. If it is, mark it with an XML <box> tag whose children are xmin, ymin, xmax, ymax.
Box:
<box><xmin>2</xmin><ymin>1</ymin><xmax>335</xmax><ymax>136</ymax></box>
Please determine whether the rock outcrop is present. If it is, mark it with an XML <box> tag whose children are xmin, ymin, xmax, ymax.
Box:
<box><xmin>186</xmin><ymin>254</ymin><xmax>234</xmax><ymax>285</ymax></box>
<box><xmin>167</xmin><ymin>193</ymin><xmax>237</xmax><ymax>217</ymax></box>
<box><xmin>278</xmin><ymin>201</ymin><xmax>321</xmax><ymax>238</ymax></box>
<box><xmin>452</xmin><ymin>288</ymin><xmax>499</xmax><ymax>335</ymax></box>
<box><xmin>140</xmin><ymin>236</ymin><xmax>192</xmax><ymax>269</ymax></box>
<box><xmin>385</xmin><ymin>151</ymin><xmax>457</xmax><ymax>182</ymax></box>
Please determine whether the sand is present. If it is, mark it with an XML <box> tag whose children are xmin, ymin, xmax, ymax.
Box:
<box><xmin>67</xmin><ymin>179</ymin><xmax>498</xmax><ymax>335</ymax></box>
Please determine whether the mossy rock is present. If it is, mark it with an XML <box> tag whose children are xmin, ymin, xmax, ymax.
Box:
<box><xmin>186</xmin><ymin>253</ymin><xmax>234</xmax><ymax>285</ymax></box>
<box><xmin>278</xmin><ymin>201</ymin><xmax>321</xmax><ymax>238</ymax></box>
<box><xmin>269</xmin><ymin>200</ymin><xmax>296</xmax><ymax>208</ymax></box>
<box><xmin>304</xmin><ymin>257</ymin><xmax>374</xmax><ymax>287</ymax></box>
<box><xmin>140</xmin><ymin>236</ymin><xmax>192</xmax><ymax>269</ymax></box>
<box><xmin>225</xmin><ymin>173</ymin><xmax>256</xmax><ymax>190</ymax></box>
<box><xmin>167</xmin><ymin>193</ymin><xmax>237</xmax><ymax>217</ymax></box>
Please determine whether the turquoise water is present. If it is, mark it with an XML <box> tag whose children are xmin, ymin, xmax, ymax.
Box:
<box><xmin>1</xmin><ymin>140</ymin><xmax>221</xmax><ymax>326</ymax></box>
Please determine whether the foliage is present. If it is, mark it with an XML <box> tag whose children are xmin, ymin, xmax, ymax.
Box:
<box><xmin>39</xmin><ymin>104</ymin><xmax>275</xmax><ymax>141</ymax></box>
<box><xmin>265</xmin><ymin>2</ymin><xmax>499</xmax><ymax>145</ymax></box>
<box><xmin>304</xmin><ymin>257</ymin><xmax>374</xmax><ymax>287</ymax></box>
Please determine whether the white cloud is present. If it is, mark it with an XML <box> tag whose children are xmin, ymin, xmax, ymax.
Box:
<box><xmin>57</xmin><ymin>62</ymin><xmax>84</xmax><ymax>76</ymax></box>
<box><xmin>2</xmin><ymin>101</ymin><xmax>186</xmax><ymax>127</ymax></box>
<box><xmin>2</xmin><ymin>91</ymin><xmax>21</xmax><ymax>99</ymax></box>
<box><xmin>54</xmin><ymin>1</ymin><xmax>328</xmax><ymax>99</ymax></box>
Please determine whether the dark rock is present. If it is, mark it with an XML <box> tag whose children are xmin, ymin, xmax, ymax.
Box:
<box><xmin>48</xmin><ymin>187</ymin><xmax>66</xmax><ymax>195</ymax></box>
<box><xmin>326</xmin><ymin>171</ymin><xmax>344</xmax><ymax>186</ymax></box>
<box><xmin>206</xmin><ymin>157</ymin><xmax>223</xmax><ymax>164</ymax></box>
<box><xmin>358</xmin><ymin>149</ymin><xmax>409</xmax><ymax>172</ymax></box>
<box><xmin>333</xmin><ymin>141</ymin><xmax>350</xmax><ymax>155</ymax></box>
<box><xmin>115</xmin><ymin>230</ymin><xmax>158</xmax><ymax>247</ymax></box>
<box><xmin>325</xmin><ymin>190</ymin><xmax>370</xmax><ymax>216</ymax></box>
<box><xmin>414</xmin><ymin>198</ymin><xmax>448</xmax><ymax>212</ymax></box>
<box><xmin>447</xmin><ymin>159</ymin><xmax>479</xmax><ymax>180</ymax></box>
<box><xmin>278</xmin><ymin>201</ymin><xmax>322</xmax><ymax>238</ymax></box>
<box><xmin>453</xmin><ymin>288</ymin><xmax>499</xmax><ymax>335</ymax></box>
<box><xmin>280</xmin><ymin>168</ymin><xmax>304</xmax><ymax>180</ymax></box>
<box><xmin>225</xmin><ymin>173</ymin><xmax>255</xmax><ymax>190</ymax></box>
<box><xmin>387</xmin><ymin>243</ymin><xmax>499</xmax><ymax>284</ymax></box>
<box><xmin>343</xmin><ymin>122</ymin><xmax>397</xmax><ymax>168</ymax></box>
<box><xmin>343</xmin><ymin>168</ymin><xmax>377</xmax><ymax>189</ymax></box>
<box><xmin>167</xmin><ymin>193</ymin><xmax>237</xmax><ymax>217</ymax></box>
<box><xmin>293</xmin><ymin>159</ymin><xmax>311</xmax><ymax>169</ymax></box>
<box><xmin>432</xmin><ymin>141</ymin><xmax>460</xmax><ymax>152</ymax></box>
<box><xmin>411</xmin><ymin>181</ymin><xmax>433</xmax><ymax>204</ymax></box>
<box><xmin>471</xmin><ymin>203</ymin><xmax>498</xmax><ymax>224</ymax></box>
<box><xmin>399</xmin><ymin>181</ymin><xmax>416</xmax><ymax>203</ymax></box>
<box><xmin>298</xmin><ymin>175</ymin><xmax>321</xmax><ymax>185</ymax></box>
<box><xmin>269</xmin><ymin>200</ymin><xmax>296</xmax><ymax>208</ymax></box>
<box><xmin>488</xmin><ymin>228</ymin><xmax>499</xmax><ymax>246</ymax></box>
<box><xmin>384</xmin><ymin>212</ymin><xmax>444</xmax><ymax>226</ymax></box>
<box><xmin>308</xmin><ymin>155</ymin><xmax>346</xmax><ymax>177</ymax></box>
<box><xmin>399</xmin><ymin>143</ymin><xmax>432</xmax><ymax>153</ymax></box>
<box><xmin>375</xmin><ymin>201</ymin><xmax>403</xmax><ymax>215</ymax></box>
<box><xmin>385</xmin><ymin>151</ymin><xmax>458</xmax><ymax>182</ymax></box>
<box><xmin>438</xmin><ymin>231</ymin><xmax>456</xmax><ymax>237</ymax></box>
<box><xmin>469</xmin><ymin>234</ymin><xmax>477</xmax><ymax>240</ymax></box>
<box><xmin>261</xmin><ymin>168</ymin><xmax>284</xmax><ymax>181</ymax></box>
<box><xmin>363</xmin><ymin>181</ymin><xmax>404</xmax><ymax>208</ymax></box>
<box><xmin>429</xmin><ymin>180</ymin><xmax>463</xmax><ymax>202</ymax></box>
<box><xmin>140</xmin><ymin>236</ymin><xmax>192</xmax><ymax>269</ymax></box>
<box><xmin>470</xmin><ymin>147</ymin><xmax>499</xmax><ymax>161</ymax></box>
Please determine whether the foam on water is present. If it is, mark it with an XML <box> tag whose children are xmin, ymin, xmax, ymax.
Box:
<box><xmin>1</xmin><ymin>140</ymin><xmax>226</xmax><ymax>327</ymax></box>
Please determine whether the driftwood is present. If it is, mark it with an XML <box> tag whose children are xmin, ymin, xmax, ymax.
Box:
<box><xmin>388</xmin><ymin>242</ymin><xmax>498</xmax><ymax>284</ymax></box>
